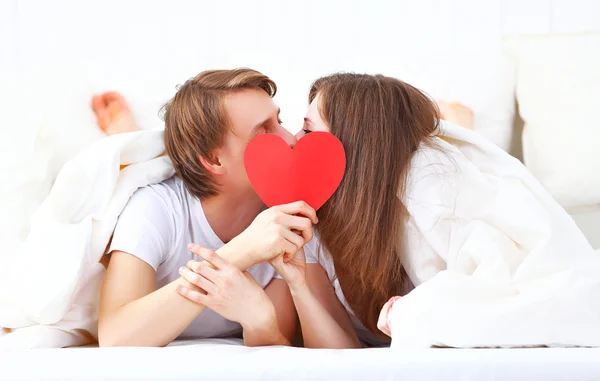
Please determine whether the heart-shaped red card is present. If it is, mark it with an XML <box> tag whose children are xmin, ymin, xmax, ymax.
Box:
<box><xmin>244</xmin><ymin>132</ymin><xmax>346</xmax><ymax>210</ymax></box>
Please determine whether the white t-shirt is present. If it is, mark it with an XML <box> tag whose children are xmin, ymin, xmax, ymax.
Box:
<box><xmin>108</xmin><ymin>176</ymin><xmax>278</xmax><ymax>339</ymax></box>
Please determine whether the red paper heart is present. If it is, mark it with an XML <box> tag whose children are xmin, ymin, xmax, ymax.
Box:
<box><xmin>244</xmin><ymin>132</ymin><xmax>346</xmax><ymax>211</ymax></box>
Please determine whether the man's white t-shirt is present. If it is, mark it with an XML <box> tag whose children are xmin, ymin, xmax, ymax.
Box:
<box><xmin>108</xmin><ymin>176</ymin><xmax>389</xmax><ymax>345</ymax></box>
<box><xmin>108</xmin><ymin>176</ymin><xmax>279</xmax><ymax>339</ymax></box>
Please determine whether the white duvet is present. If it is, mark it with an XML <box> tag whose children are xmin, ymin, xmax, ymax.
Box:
<box><xmin>1</xmin><ymin>121</ymin><xmax>599</xmax><ymax>349</ymax></box>
<box><xmin>0</xmin><ymin>130</ymin><xmax>174</xmax><ymax>348</ymax></box>
<box><xmin>392</xmin><ymin>122</ymin><xmax>600</xmax><ymax>348</ymax></box>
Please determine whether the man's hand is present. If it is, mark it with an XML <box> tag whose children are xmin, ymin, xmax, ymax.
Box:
<box><xmin>228</xmin><ymin>201</ymin><xmax>318</xmax><ymax>265</ymax></box>
<box><xmin>176</xmin><ymin>245</ymin><xmax>279</xmax><ymax>333</ymax></box>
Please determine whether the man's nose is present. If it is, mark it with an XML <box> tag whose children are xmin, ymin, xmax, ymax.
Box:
<box><xmin>276</xmin><ymin>125</ymin><xmax>297</xmax><ymax>149</ymax></box>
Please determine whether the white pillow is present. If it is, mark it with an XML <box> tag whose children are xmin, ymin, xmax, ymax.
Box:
<box><xmin>505</xmin><ymin>32</ymin><xmax>600</xmax><ymax>209</ymax></box>
<box><xmin>504</xmin><ymin>32</ymin><xmax>600</xmax><ymax>247</ymax></box>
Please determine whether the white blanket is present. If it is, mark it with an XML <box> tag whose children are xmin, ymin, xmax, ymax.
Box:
<box><xmin>0</xmin><ymin>130</ymin><xmax>174</xmax><ymax>348</ymax></box>
<box><xmin>1</xmin><ymin>122</ymin><xmax>599</xmax><ymax>349</ymax></box>
<box><xmin>391</xmin><ymin>122</ymin><xmax>600</xmax><ymax>348</ymax></box>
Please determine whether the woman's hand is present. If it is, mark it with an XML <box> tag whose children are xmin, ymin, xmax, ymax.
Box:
<box><xmin>377</xmin><ymin>296</ymin><xmax>401</xmax><ymax>337</ymax></box>
<box><xmin>228</xmin><ymin>201</ymin><xmax>318</xmax><ymax>265</ymax></box>
<box><xmin>176</xmin><ymin>245</ymin><xmax>278</xmax><ymax>333</ymax></box>
<box><xmin>269</xmin><ymin>247</ymin><xmax>307</xmax><ymax>291</ymax></box>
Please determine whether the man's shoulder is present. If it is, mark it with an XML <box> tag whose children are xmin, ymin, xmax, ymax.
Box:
<box><xmin>122</xmin><ymin>176</ymin><xmax>195</xmax><ymax>223</ymax></box>
<box><xmin>110</xmin><ymin>177</ymin><xmax>193</xmax><ymax>269</ymax></box>
<box><xmin>131</xmin><ymin>176</ymin><xmax>190</xmax><ymax>205</ymax></box>
<box><xmin>154</xmin><ymin>175</ymin><xmax>187</xmax><ymax>194</ymax></box>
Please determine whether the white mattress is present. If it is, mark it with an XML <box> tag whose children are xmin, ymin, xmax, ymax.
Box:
<box><xmin>1</xmin><ymin>339</ymin><xmax>599</xmax><ymax>381</ymax></box>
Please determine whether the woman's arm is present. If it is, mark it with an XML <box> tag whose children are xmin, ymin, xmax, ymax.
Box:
<box><xmin>269</xmin><ymin>253</ymin><xmax>360</xmax><ymax>348</ymax></box>
<box><xmin>291</xmin><ymin>264</ymin><xmax>360</xmax><ymax>348</ymax></box>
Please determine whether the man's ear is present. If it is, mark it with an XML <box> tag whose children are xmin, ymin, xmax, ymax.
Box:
<box><xmin>198</xmin><ymin>150</ymin><xmax>226</xmax><ymax>175</ymax></box>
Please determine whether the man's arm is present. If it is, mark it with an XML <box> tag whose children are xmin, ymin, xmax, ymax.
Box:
<box><xmin>98</xmin><ymin>244</ymin><xmax>253</xmax><ymax>347</ymax></box>
<box><xmin>176</xmin><ymin>247</ymin><xmax>293</xmax><ymax>347</ymax></box>
<box><xmin>240</xmin><ymin>279</ymin><xmax>297</xmax><ymax>347</ymax></box>
<box><xmin>99</xmin><ymin>251</ymin><xmax>200</xmax><ymax>347</ymax></box>
<box><xmin>99</xmin><ymin>201</ymin><xmax>317</xmax><ymax>347</ymax></box>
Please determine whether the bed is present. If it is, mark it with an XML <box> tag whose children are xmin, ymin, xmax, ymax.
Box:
<box><xmin>2</xmin><ymin>340</ymin><xmax>600</xmax><ymax>381</ymax></box>
<box><xmin>2</xmin><ymin>1</ymin><xmax>600</xmax><ymax>380</ymax></box>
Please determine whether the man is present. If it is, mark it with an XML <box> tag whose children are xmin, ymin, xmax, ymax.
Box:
<box><xmin>96</xmin><ymin>69</ymin><xmax>317</xmax><ymax>347</ymax></box>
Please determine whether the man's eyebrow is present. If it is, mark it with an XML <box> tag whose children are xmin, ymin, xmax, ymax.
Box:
<box><xmin>250</xmin><ymin>107</ymin><xmax>281</xmax><ymax>137</ymax></box>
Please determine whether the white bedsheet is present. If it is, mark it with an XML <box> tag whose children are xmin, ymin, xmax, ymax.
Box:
<box><xmin>1</xmin><ymin>340</ymin><xmax>599</xmax><ymax>381</ymax></box>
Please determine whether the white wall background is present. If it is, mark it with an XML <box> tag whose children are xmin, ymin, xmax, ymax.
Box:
<box><xmin>0</xmin><ymin>0</ymin><xmax>599</xmax><ymax>246</ymax></box>
<box><xmin>1</xmin><ymin>0</ymin><xmax>599</xmax><ymax>138</ymax></box>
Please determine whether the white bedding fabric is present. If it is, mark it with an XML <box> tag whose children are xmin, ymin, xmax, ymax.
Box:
<box><xmin>391</xmin><ymin>122</ymin><xmax>600</xmax><ymax>348</ymax></box>
<box><xmin>0</xmin><ymin>130</ymin><xmax>174</xmax><ymax>348</ymax></box>
<box><xmin>1</xmin><ymin>123</ymin><xmax>600</xmax><ymax>349</ymax></box>
<box><xmin>1</xmin><ymin>340</ymin><xmax>600</xmax><ymax>381</ymax></box>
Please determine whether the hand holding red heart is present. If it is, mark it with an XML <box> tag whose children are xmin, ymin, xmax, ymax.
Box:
<box><xmin>233</xmin><ymin>132</ymin><xmax>345</xmax><ymax>269</ymax></box>
<box><xmin>228</xmin><ymin>201</ymin><xmax>318</xmax><ymax>265</ymax></box>
<box><xmin>269</xmin><ymin>246</ymin><xmax>308</xmax><ymax>291</ymax></box>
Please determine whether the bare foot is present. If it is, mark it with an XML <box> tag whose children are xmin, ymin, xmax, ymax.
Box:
<box><xmin>91</xmin><ymin>91</ymin><xmax>139</xmax><ymax>135</ymax></box>
<box><xmin>437</xmin><ymin>101</ymin><xmax>474</xmax><ymax>129</ymax></box>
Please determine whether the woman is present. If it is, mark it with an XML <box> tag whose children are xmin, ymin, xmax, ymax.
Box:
<box><xmin>276</xmin><ymin>73</ymin><xmax>597</xmax><ymax>348</ymax></box>
<box><xmin>291</xmin><ymin>73</ymin><xmax>442</xmax><ymax>346</ymax></box>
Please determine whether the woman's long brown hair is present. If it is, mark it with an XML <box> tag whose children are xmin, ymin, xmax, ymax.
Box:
<box><xmin>310</xmin><ymin>73</ymin><xmax>440</xmax><ymax>337</ymax></box>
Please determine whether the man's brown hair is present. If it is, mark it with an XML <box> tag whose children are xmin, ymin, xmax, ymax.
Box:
<box><xmin>162</xmin><ymin>68</ymin><xmax>277</xmax><ymax>199</ymax></box>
